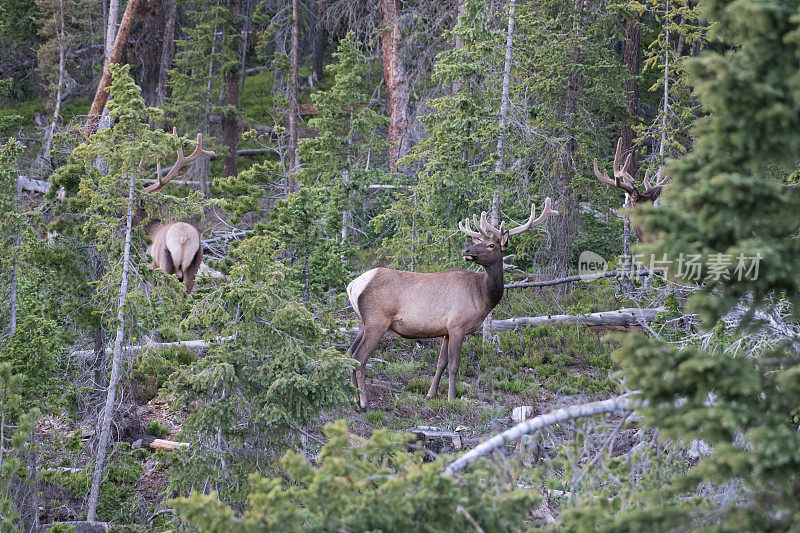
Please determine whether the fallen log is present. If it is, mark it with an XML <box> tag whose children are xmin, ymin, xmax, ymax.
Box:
<box><xmin>479</xmin><ymin>307</ymin><xmax>665</xmax><ymax>333</ymax></box>
<box><xmin>71</xmin><ymin>336</ymin><xmax>233</xmax><ymax>360</ymax></box>
<box><xmin>443</xmin><ymin>392</ymin><xmax>639</xmax><ymax>476</ymax></box>
<box><xmin>340</xmin><ymin>307</ymin><xmax>665</xmax><ymax>340</ymax></box>
<box><xmin>132</xmin><ymin>437</ymin><xmax>190</xmax><ymax>451</ymax></box>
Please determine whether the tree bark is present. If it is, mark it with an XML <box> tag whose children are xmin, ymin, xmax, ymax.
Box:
<box><xmin>103</xmin><ymin>0</ymin><xmax>121</xmax><ymax>67</ymax></box>
<box><xmin>86</xmin><ymin>0</ymin><xmax>142</xmax><ymax>135</ymax></box>
<box><xmin>381</xmin><ymin>0</ymin><xmax>409</xmax><ymax>171</ymax></box>
<box><xmin>484</xmin><ymin>0</ymin><xmax>516</xmax><ymax>342</ymax></box>
<box><xmin>155</xmin><ymin>0</ymin><xmax>177</xmax><ymax>107</ymax></box>
<box><xmin>313</xmin><ymin>0</ymin><xmax>326</xmax><ymax>82</ymax></box>
<box><xmin>223</xmin><ymin>0</ymin><xmax>242</xmax><ymax>178</ymax></box>
<box><xmin>86</xmin><ymin>170</ymin><xmax>137</xmax><ymax>522</ymax></box>
<box><xmin>551</xmin><ymin>0</ymin><xmax>586</xmax><ymax>275</ymax></box>
<box><xmin>42</xmin><ymin>0</ymin><xmax>66</xmax><ymax>169</ymax></box>
<box><xmin>287</xmin><ymin>0</ymin><xmax>300</xmax><ymax>185</ymax></box>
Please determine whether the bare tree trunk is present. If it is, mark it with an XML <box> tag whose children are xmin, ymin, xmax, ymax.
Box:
<box><xmin>87</xmin><ymin>0</ymin><xmax>142</xmax><ymax>135</ymax></box>
<box><xmin>619</xmin><ymin>13</ymin><xmax>640</xmax><ymax>288</ymax></box>
<box><xmin>287</xmin><ymin>0</ymin><xmax>300</xmax><ymax>187</ymax></box>
<box><xmin>313</xmin><ymin>0</ymin><xmax>326</xmax><ymax>83</ymax></box>
<box><xmin>484</xmin><ymin>0</ymin><xmax>515</xmax><ymax>343</ymax></box>
<box><xmin>381</xmin><ymin>0</ymin><xmax>409</xmax><ymax>171</ymax></box>
<box><xmin>155</xmin><ymin>0</ymin><xmax>177</xmax><ymax>107</ymax></box>
<box><xmin>659</xmin><ymin>0</ymin><xmax>670</xmax><ymax>165</ymax></box>
<box><xmin>42</xmin><ymin>0</ymin><xmax>67</xmax><ymax>169</ymax></box>
<box><xmin>104</xmin><ymin>0</ymin><xmax>121</xmax><ymax>67</ymax></box>
<box><xmin>223</xmin><ymin>0</ymin><xmax>242</xmax><ymax>178</ymax></box>
<box><xmin>86</xmin><ymin>170</ymin><xmax>137</xmax><ymax>522</ymax></box>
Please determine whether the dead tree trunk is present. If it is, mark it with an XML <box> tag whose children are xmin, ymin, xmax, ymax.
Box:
<box><xmin>381</xmin><ymin>0</ymin><xmax>409</xmax><ymax>171</ymax></box>
<box><xmin>86</xmin><ymin>0</ymin><xmax>142</xmax><ymax>135</ymax></box>
<box><xmin>484</xmin><ymin>0</ymin><xmax>515</xmax><ymax>342</ymax></box>
<box><xmin>619</xmin><ymin>14</ymin><xmax>640</xmax><ymax>287</ymax></box>
<box><xmin>313</xmin><ymin>0</ymin><xmax>326</xmax><ymax>83</ymax></box>
<box><xmin>222</xmin><ymin>0</ymin><xmax>242</xmax><ymax>178</ymax></box>
<box><xmin>103</xmin><ymin>0</ymin><xmax>121</xmax><ymax>67</ymax></box>
<box><xmin>42</xmin><ymin>0</ymin><xmax>67</xmax><ymax>169</ymax></box>
<box><xmin>86</xmin><ymin>170</ymin><xmax>137</xmax><ymax>521</ymax></box>
<box><xmin>155</xmin><ymin>0</ymin><xmax>177</xmax><ymax>107</ymax></box>
<box><xmin>287</xmin><ymin>0</ymin><xmax>300</xmax><ymax>187</ymax></box>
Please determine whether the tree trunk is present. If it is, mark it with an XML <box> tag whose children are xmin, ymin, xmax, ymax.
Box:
<box><xmin>86</xmin><ymin>0</ymin><xmax>142</xmax><ymax>135</ymax></box>
<box><xmin>313</xmin><ymin>0</ymin><xmax>326</xmax><ymax>82</ymax></box>
<box><xmin>223</xmin><ymin>0</ymin><xmax>242</xmax><ymax>178</ymax></box>
<box><xmin>287</xmin><ymin>0</ymin><xmax>300</xmax><ymax>186</ymax></box>
<box><xmin>483</xmin><ymin>0</ymin><xmax>515</xmax><ymax>343</ymax></box>
<box><xmin>42</xmin><ymin>0</ymin><xmax>66</xmax><ymax>169</ymax></box>
<box><xmin>551</xmin><ymin>0</ymin><xmax>586</xmax><ymax>275</ymax></box>
<box><xmin>155</xmin><ymin>0</ymin><xmax>177</xmax><ymax>107</ymax></box>
<box><xmin>381</xmin><ymin>0</ymin><xmax>409</xmax><ymax>171</ymax></box>
<box><xmin>620</xmin><ymin>16</ymin><xmax>640</xmax><ymax>175</ymax></box>
<box><xmin>86</xmin><ymin>170</ymin><xmax>137</xmax><ymax>522</ymax></box>
<box><xmin>619</xmin><ymin>13</ymin><xmax>640</xmax><ymax>285</ymax></box>
<box><xmin>103</xmin><ymin>0</ymin><xmax>121</xmax><ymax>67</ymax></box>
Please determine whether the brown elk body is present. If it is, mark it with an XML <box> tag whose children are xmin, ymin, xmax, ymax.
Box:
<box><xmin>593</xmin><ymin>138</ymin><xmax>669</xmax><ymax>242</ymax></box>
<box><xmin>145</xmin><ymin>221</ymin><xmax>203</xmax><ymax>293</ymax></box>
<box><xmin>347</xmin><ymin>198</ymin><xmax>558</xmax><ymax>408</ymax></box>
<box><xmin>138</xmin><ymin>130</ymin><xmax>214</xmax><ymax>294</ymax></box>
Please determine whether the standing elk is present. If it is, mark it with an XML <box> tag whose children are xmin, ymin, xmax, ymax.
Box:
<box><xmin>136</xmin><ymin>131</ymin><xmax>214</xmax><ymax>294</ymax></box>
<box><xmin>346</xmin><ymin>198</ymin><xmax>559</xmax><ymax>408</ymax></box>
<box><xmin>593</xmin><ymin>137</ymin><xmax>669</xmax><ymax>243</ymax></box>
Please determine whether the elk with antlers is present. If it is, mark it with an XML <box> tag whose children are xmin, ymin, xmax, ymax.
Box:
<box><xmin>346</xmin><ymin>198</ymin><xmax>558</xmax><ymax>408</ymax></box>
<box><xmin>137</xmin><ymin>130</ymin><xmax>215</xmax><ymax>293</ymax></box>
<box><xmin>593</xmin><ymin>138</ymin><xmax>668</xmax><ymax>242</ymax></box>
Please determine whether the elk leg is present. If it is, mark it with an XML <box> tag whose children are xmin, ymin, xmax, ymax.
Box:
<box><xmin>182</xmin><ymin>247</ymin><xmax>203</xmax><ymax>294</ymax></box>
<box><xmin>427</xmin><ymin>336</ymin><xmax>449</xmax><ymax>399</ymax></box>
<box><xmin>348</xmin><ymin>328</ymin><xmax>365</xmax><ymax>388</ymax></box>
<box><xmin>351</xmin><ymin>325</ymin><xmax>387</xmax><ymax>409</ymax></box>
<box><xmin>446</xmin><ymin>333</ymin><xmax>466</xmax><ymax>402</ymax></box>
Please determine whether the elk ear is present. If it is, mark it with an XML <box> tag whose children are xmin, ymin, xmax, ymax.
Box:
<box><xmin>500</xmin><ymin>232</ymin><xmax>509</xmax><ymax>248</ymax></box>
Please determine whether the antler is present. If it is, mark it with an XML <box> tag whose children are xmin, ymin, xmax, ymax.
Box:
<box><xmin>144</xmin><ymin>128</ymin><xmax>215</xmax><ymax>193</ymax></box>
<box><xmin>643</xmin><ymin>168</ymin><xmax>669</xmax><ymax>191</ymax></box>
<box><xmin>459</xmin><ymin>198</ymin><xmax>559</xmax><ymax>241</ymax></box>
<box><xmin>593</xmin><ymin>138</ymin><xmax>636</xmax><ymax>195</ymax></box>
<box><xmin>458</xmin><ymin>212</ymin><xmax>490</xmax><ymax>239</ymax></box>
<box><xmin>505</xmin><ymin>197</ymin><xmax>558</xmax><ymax>237</ymax></box>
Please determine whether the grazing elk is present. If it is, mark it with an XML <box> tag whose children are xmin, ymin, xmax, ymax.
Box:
<box><xmin>593</xmin><ymin>138</ymin><xmax>669</xmax><ymax>243</ymax></box>
<box><xmin>346</xmin><ymin>198</ymin><xmax>558</xmax><ymax>408</ymax></box>
<box><xmin>136</xmin><ymin>131</ymin><xmax>214</xmax><ymax>293</ymax></box>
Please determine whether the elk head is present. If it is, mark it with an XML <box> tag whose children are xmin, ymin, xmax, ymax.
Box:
<box><xmin>139</xmin><ymin>129</ymin><xmax>214</xmax><ymax>293</ymax></box>
<box><xmin>458</xmin><ymin>198</ymin><xmax>558</xmax><ymax>266</ymax></box>
<box><xmin>593</xmin><ymin>138</ymin><xmax>669</xmax><ymax>206</ymax></box>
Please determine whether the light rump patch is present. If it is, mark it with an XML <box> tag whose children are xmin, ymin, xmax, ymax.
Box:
<box><xmin>347</xmin><ymin>268</ymin><xmax>379</xmax><ymax>319</ymax></box>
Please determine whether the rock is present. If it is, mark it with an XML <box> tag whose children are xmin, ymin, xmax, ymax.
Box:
<box><xmin>512</xmin><ymin>406</ymin><xmax>533</xmax><ymax>424</ymax></box>
<box><xmin>687</xmin><ymin>439</ymin><xmax>712</xmax><ymax>461</ymax></box>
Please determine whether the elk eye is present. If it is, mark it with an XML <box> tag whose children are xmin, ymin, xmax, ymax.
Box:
<box><xmin>488</xmin><ymin>244</ymin><xmax>494</xmax><ymax>248</ymax></box>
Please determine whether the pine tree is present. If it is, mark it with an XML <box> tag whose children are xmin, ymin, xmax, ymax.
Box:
<box><xmin>565</xmin><ymin>0</ymin><xmax>800</xmax><ymax>528</ymax></box>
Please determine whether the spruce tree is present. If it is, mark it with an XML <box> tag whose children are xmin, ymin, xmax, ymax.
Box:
<box><xmin>564</xmin><ymin>0</ymin><xmax>800</xmax><ymax>529</ymax></box>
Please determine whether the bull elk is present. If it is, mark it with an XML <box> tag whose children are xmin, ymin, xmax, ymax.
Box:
<box><xmin>346</xmin><ymin>198</ymin><xmax>559</xmax><ymax>408</ymax></box>
<box><xmin>593</xmin><ymin>138</ymin><xmax>669</xmax><ymax>242</ymax></box>
<box><xmin>136</xmin><ymin>130</ymin><xmax>214</xmax><ymax>293</ymax></box>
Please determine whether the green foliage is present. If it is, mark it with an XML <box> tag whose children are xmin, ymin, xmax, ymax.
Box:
<box><xmin>164</xmin><ymin>234</ymin><xmax>355</xmax><ymax>504</ymax></box>
<box><xmin>560</xmin><ymin>0</ymin><xmax>800</xmax><ymax>529</ymax></box>
<box><xmin>129</xmin><ymin>346</ymin><xmax>196</xmax><ymax>403</ymax></box>
<box><xmin>172</xmin><ymin>420</ymin><xmax>536</xmax><ymax>532</ymax></box>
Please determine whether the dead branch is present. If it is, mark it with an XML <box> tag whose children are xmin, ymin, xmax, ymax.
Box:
<box><xmin>71</xmin><ymin>336</ymin><xmax>233</xmax><ymax>360</ymax></box>
<box><xmin>443</xmin><ymin>392</ymin><xmax>639</xmax><ymax>475</ymax></box>
<box><xmin>505</xmin><ymin>269</ymin><xmax>653</xmax><ymax>289</ymax></box>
